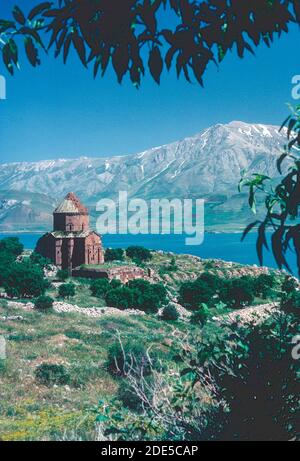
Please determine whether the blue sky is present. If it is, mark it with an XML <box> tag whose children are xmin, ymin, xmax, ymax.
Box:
<box><xmin>0</xmin><ymin>1</ymin><xmax>299</xmax><ymax>163</ymax></box>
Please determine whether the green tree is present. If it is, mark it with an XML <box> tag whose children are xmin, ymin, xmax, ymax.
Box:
<box><xmin>254</xmin><ymin>273</ymin><xmax>276</xmax><ymax>299</ymax></box>
<box><xmin>0</xmin><ymin>237</ymin><xmax>23</xmax><ymax>257</ymax></box>
<box><xmin>1</xmin><ymin>2</ymin><xmax>299</xmax><ymax>87</ymax></box>
<box><xmin>4</xmin><ymin>260</ymin><xmax>48</xmax><ymax>298</ymax></box>
<box><xmin>126</xmin><ymin>246</ymin><xmax>152</xmax><ymax>262</ymax></box>
<box><xmin>59</xmin><ymin>283</ymin><xmax>75</xmax><ymax>299</ymax></box>
<box><xmin>105</xmin><ymin>248</ymin><xmax>125</xmax><ymax>262</ymax></box>
<box><xmin>127</xmin><ymin>279</ymin><xmax>167</xmax><ymax>313</ymax></box>
<box><xmin>90</xmin><ymin>279</ymin><xmax>111</xmax><ymax>298</ymax></box>
<box><xmin>105</xmin><ymin>286</ymin><xmax>136</xmax><ymax>310</ymax></box>
<box><xmin>179</xmin><ymin>278</ymin><xmax>215</xmax><ymax>310</ymax></box>
<box><xmin>220</xmin><ymin>277</ymin><xmax>255</xmax><ymax>309</ymax></box>
<box><xmin>30</xmin><ymin>251</ymin><xmax>51</xmax><ymax>269</ymax></box>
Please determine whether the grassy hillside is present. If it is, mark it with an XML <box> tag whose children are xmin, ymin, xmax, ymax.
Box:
<box><xmin>0</xmin><ymin>248</ymin><xmax>298</xmax><ymax>441</ymax></box>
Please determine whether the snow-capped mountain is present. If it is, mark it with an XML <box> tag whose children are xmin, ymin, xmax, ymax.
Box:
<box><xmin>0</xmin><ymin>121</ymin><xmax>287</xmax><ymax>231</ymax></box>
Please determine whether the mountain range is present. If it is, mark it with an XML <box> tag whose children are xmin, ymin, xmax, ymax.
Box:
<box><xmin>0</xmin><ymin>121</ymin><xmax>286</xmax><ymax>232</ymax></box>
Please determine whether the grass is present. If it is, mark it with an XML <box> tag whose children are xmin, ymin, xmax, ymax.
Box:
<box><xmin>0</xmin><ymin>251</ymin><xmax>284</xmax><ymax>441</ymax></box>
<box><xmin>0</xmin><ymin>301</ymin><xmax>192</xmax><ymax>441</ymax></box>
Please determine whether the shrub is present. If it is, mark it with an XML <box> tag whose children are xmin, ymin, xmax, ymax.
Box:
<box><xmin>179</xmin><ymin>279</ymin><xmax>215</xmax><ymax>310</ymax></box>
<box><xmin>281</xmin><ymin>291</ymin><xmax>300</xmax><ymax>316</ymax></box>
<box><xmin>105</xmin><ymin>280</ymin><xmax>167</xmax><ymax>313</ymax></box>
<box><xmin>126</xmin><ymin>246</ymin><xmax>152</xmax><ymax>262</ymax></box>
<box><xmin>30</xmin><ymin>252</ymin><xmax>52</xmax><ymax>269</ymax></box>
<box><xmin>57</xmin><ymin>269</ymin><xmax>69</xmax><ymax>282</ymax></box>
<box><xmin>110</xmin><ymin>279</ymin><xmax>122</xmax><ymax>290</ymax></box>
<box><xmin>59</xmin><ymin>283</ymin><xmax>75</xmax><ymax>298</ymax></box>
<box><xmin>0</xmin><ymin>237</ymin><xmax>23</xmax><ymax>257</ymax></box>
<box><xmin>90</xmin><ymin>279</ymin><xmax>110</xmax><ymax>297</ymax></box>
<box><xmin>161</xmin><ymin>303</ymin><xmax>179</xmax><ymax>321</ymax></box>
<box><xmin>127</xmin><ymin>279</ymin><xmax>168</xmax><ymax>313</ymax></box>
<box><xmin>190</xmin><ymin>304</ymin><xmax>210</xmax><ymax>326</ymax></box>
<box><xmin>105</xmin><ymin>248</ymin><xmax>125</xmax><ymax>262</ymax></box>
<box><xmin>198</xmin><ymin>272</ymin><xmax>225</xmax><ymax>292</ymax></box>
<box><xmin>105</xmin><ymin>286</ymin><xmax>136</xmax><ymax>310</ymax></box>
<box><xmin>4</xmin><ymin>260</ymin><xmax>48</xmax><ymax>298</ymax></box>
<box><xmin>107</xmin><ymin>340</ymin><xmax>151</xmax><ymax>376</ymax></box>
<box><xmin>254</xmin><ymin>273</ymin><xmax>276</xmax><ymax>299</ymax></box>
<box><xmin>34</xmin><ymin>295</ymin><xmax>54</xmax><ymax>311</ymax></box>
<box><xmin>282</xmin><ymin>276</ymin><xmax>298</xmax><ymax>294</ymax></box>
<box><xmin>220</xmin><ymin>277</ymin><xmax>255</xmax><ymax>308</ymax></box>
<box><xmin>117</xmin><ymin>378</ymin><xmax>154</xmax><ymax>412</ymax></box>
<box><xmin>35</xmin><ymin>363</ymin><xmax>70</xmax><ymax>386</ymax></box>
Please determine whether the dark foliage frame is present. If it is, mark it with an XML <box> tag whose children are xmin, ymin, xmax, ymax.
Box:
<box><xmin>1</xmin><ymin>0</ymin><xmax>300</xmax><ymax>85</ymax></box>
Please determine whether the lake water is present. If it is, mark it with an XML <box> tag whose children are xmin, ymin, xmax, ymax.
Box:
<box><xmin>1</xmin><ymin>232</ymin><xmax>298</xmax><ymax>276</ymax></box>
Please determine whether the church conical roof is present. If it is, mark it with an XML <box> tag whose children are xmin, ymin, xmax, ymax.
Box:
<box><xmin>54</xmin><ymin>192</ymin><xmax>88</xmax><ymax>214</ymax></box>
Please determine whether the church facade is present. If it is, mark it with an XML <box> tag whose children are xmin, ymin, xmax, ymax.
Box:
<box><xmin>36</xmin><ymin>192</ymin><xmax>104</xmax><ymax>270</ymax></box>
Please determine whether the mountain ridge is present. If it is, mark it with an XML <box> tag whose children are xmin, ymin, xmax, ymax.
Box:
<box><xmin>0</xmin><ymin>121</ymin><xmax>286</xmax><ymax>231</ymax></box>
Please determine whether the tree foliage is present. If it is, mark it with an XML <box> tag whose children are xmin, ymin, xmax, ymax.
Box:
<box><xmin>4</xmin><ymin>259</ymin><xmax>49</xmax><ymax>298</ymax></box>
<box><xmin>105</xmin><ymin>248</ymin><xmax>125</xmax><ymax>262</ymax></box>
<box><xmin>126</xmin><ymin>246</ymin><xmax>152</xmax><ymax>262</ymax></box>
<box><xmin>58</xmin><ymin>282</ymin><xmax>75</xmax><ymax>298</ymax></box>
<box><xmin>1</xmin><ymin>1</ymin><xmax>299</xmax><ymax>85</ymax></box>
<box><xmin>105</xmin><ymin>278</ymin><xmax>167</xmax><ymax>312</ymax></box>
<box><xmin>240</xmin><ymin>106</ymin><xmax>300</xmax><ymax>277</ymax></box>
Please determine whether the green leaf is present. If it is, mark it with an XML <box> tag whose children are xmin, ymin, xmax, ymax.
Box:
<box><xmin>12</xmin><ymin>6</ymin><xmax>26</xmax><ymax>25</ymax></box>
<box><xmin>28</xmin><ymin>2</ymin><xmax>53</xmax><ymax>21</ymax></box>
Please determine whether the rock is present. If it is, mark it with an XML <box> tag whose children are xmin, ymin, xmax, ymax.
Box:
<box><xmin>0</xmin><ymin>315</ymin><xmax>24</xmax><ymax>321</ymax></box>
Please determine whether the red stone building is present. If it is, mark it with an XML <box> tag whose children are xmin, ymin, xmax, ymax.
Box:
<box><xmin>36</xmin><ymin>192</ymin><xmax>104</xmax><ymax>270</ymax></box>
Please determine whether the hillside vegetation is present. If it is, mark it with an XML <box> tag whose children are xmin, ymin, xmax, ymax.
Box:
<box><xmin>0</xmin><ymin>238</ymin><xmax>299</xmax><ymax>441</ymax></box>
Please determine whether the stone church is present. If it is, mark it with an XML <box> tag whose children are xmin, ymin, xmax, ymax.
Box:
<box><xmin>36</xmin><ymin>192</ymin><xmax>104</xmax><ymax>270</ymax></box>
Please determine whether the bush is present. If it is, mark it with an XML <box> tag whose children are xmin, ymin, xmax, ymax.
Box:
<box><xmin>4</xmin><ymin>260</ymin><xmax>48</xmax><ymax>298</ymax></box>
<box><xmin>254</xmin><ymin>273</ymin><xmax>276</xmax><ymax>299</ymax></box>
<box><xmin>105</xmin><ymin>248</ymin><xmax>125</xmax><ymax>262</ymax></box>
<box><xmin>30</xmin><ymin>252</ymin><xmax>52</xmax><ymax>269</ymax></box>
<box><xmin>179</xmin><ymin>279</ymin><xmax>215</xmax><ymax>310</ymax></box>
<box><xmin>105</xmin><ymin>286</ymin><xmax>136</xmax><ymax>310</ymax></box>
<box><xmin>90</xmin><ymin>279</ymin><xmax>111</xmax><ymax>297</ymax></box>
<box><xmin>35</xmin><ymin>363</ymin><xmax>70</xmax><ymax>386</ymax></box>
<box><xmin>161</xmin><ymin>303</ymin><xmax>179</xmax><ymax>321</ymax></box>
<box><xmin>59</xmin><ymin>283</ymin><xmax>75</xmax><ymax>298</ymax></box>
<box><xmin>127</xmin><ymin>279</ymin><xmax>168</xmax><ymax>313</ymax></box>
<box><xmin>0</xmin><ymin>237</ymin><xmax>23</xmax><ymax>257</ymax></box>
<box><xmin>117</xmin><ymin>378</ymin><xmax>154</xmax><ymax>412</ymax></box>
<box><xmin>107</xmin><ymin>340</ymin><xmax>151</xmax><ymax>376</ymax></box>
<box><xmin>282</xmin><ymin>276</ymin><xmax>298</xmax><ymax>294</ymax></box>
<box><xmin>281</xmin><ymin>291</ymin><xmax>300</xmax><ymax>316</ymax></box>
<box><xmin>190</xmin><ymin>304</ymin><xmax>210</xmax><ymax>326</ymax></box>
<box><xmin>57</xmin><ymin>269</ymin><xmax>69</xmax><ymax>282</ymax></box>
<box><xmin>34</xmin><ymin>295</ymin><xmax>54</xmax><ymax>311</ymax></box>
<box><xmin>105</xmin><ymin>280</ymin><xmax>167</xmax><ymax>313</ymax></box>
<box><xmin>110</xmin><ymin>279</ymin><xmax>122</xmax><ymax>290</ymax></box>
<box><xmin>220</xmin><ymin>277</ymin><xmax>255</xmax><ymax>308</ymax></box>
<box><xmin>126</xmin><ymin>246</ymin><xmax>152</xmax><ymax>262</ymax></box>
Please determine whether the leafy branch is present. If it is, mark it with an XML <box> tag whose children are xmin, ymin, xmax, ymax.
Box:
<box><xmin>0</xmin><ymin>1</ymin><xmax>300</xmax><ymax>85</ymax></box>
<box><xmin>240</xmin><ymin>106</ymin><xmax>300</xmax><ymax>276</ymax></box>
